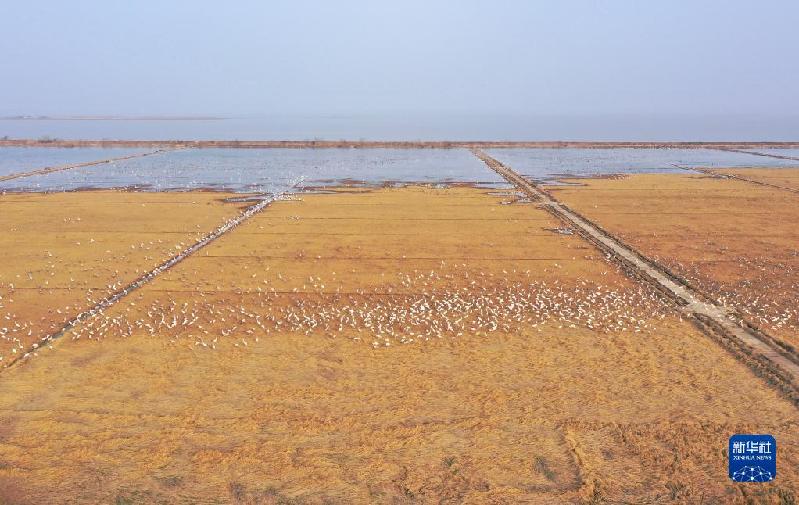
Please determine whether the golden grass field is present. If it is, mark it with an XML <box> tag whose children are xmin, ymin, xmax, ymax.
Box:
<box><xmin>551</xmin><ymin>171</ymin><xmax>799</xmax><ymax>350</ymax></box>
<box><xmin>715</xmin><ymin>167</ymin><xmax>799</xmax><ymax>192</ymax></box>
<box><xmin>0</xmin><ymin>184</ymin><xmax>797</xmax><ymax>504</ymax></box>
<box><xmin>0</xmin><ymin>191</ymin><xmax>246</xmax><ymax>362</ymax></box>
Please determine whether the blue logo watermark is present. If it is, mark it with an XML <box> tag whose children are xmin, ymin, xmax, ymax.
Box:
<box><xmin>729</xmin><ymin>434</ymin><xmax>776</xmax><ymax>482</ymax></box>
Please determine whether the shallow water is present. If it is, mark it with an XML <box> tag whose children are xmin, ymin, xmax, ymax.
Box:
<box><xmin>0</xmin><ymin>147</ymin><xmax>151</xmax><ymax>177</ymax></box>
<box><xmin>4</xmin><ymin>147</ymin><xmax>796</xmax><ymax>194</ymax></box>
<box><xmin>485</xmin><ymin>148</ymin><xmax>798</xmax><ymax>181</ymax></box>
<box><xmin>0</xmin><ymin>148</ymin><xmax>505</xmax><ymax>194</ymax></box>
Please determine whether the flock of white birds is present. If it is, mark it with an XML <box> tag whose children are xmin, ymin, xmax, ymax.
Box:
<box><xmin>1</xmin><ymin>183</ymin><xmax>796</xmax><ymax>363</ymax></box>
<box><xmin>48</xmin><ymin>266</ymin><xmax>678</xmax><ymax>352</ymax></box>
<box><xmin>663</xmin><ymin>254</ymin><xmax>799</xmax><ymax>338</ymax></box>
<box><xmin>2</xmin><ymin>221</ymin><xmax>797</xmax><ymax>363</ymax></box>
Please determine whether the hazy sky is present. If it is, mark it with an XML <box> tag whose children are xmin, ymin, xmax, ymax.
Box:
<box><xmin>2</xmin><ymin>0</ymin><xmax>798</xmax><ymax>117</ymax></box>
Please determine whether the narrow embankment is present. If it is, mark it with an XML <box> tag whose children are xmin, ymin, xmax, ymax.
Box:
<box><xmin>472</xmin><ymin>148</ymin><xmax>799</xmax><ymax>396</ymax></box>
<box><xmin>676</xmin><ymin>165</ymin><xmax>799</xmax><ymax>195</ymax></box>
<box><xmin>678</xmin><ymin>147</ymin><xmax>799</xmax><ymax>194</ymax></box>
<box><xmin>0</xmin><ymin>148</ymin><xmax>171</xmax><ymax>183</ymax></box>
<box><xmin>717</xmin><ymin>147</ymin><xmax>799</xmax><ymax>162</ymax></box>
<box><xmin>1</xmin><ymin>197</ymin><xmax>273</xmax><ymax>371</ymax></box>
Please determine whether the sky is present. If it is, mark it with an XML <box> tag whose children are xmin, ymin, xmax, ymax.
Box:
<box><xmin>1</xmin><ymin>0</ymin><xmax>798</xmax><ymax>118</ymax></box>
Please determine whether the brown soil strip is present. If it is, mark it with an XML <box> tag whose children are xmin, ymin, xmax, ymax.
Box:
<box><xmin>3</xmin><ymin>139</ymin><xmax>799</xmax><ymax>149</ymax></box>
<box><xmin>0</xmin><ymin>148</ymin><xmax>170</xmax><ymax>183</ymax></box>
<box><xmin>472</xmin><ymin>148</ymin><xmax>799</xmax><ymax>391</ymax></box>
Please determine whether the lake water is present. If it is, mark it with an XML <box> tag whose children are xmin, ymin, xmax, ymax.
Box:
<box><xmin>2</xmin><ymin>114</ymin><xmax>799</xmax><ymax>141</ymax></box>
<box><xmin>485</xmin><ymin>148</ymin><xmax>799</xmax><ymax>181</ymax></box>
<box><xmin>0</xmin><ymin>147</ymin><xmax>151</xmax><ymax>177</ymax></box>
<box><xmin>0</xmin><ymin>148</ymin><xmax>503</xmax><ymax>194</ymax></box>
<box><xmin>2</xmin><ymin>146</ymin><xmax>797</xmax><ymax>194</ymax></box>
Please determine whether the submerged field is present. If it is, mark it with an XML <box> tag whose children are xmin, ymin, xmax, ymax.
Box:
<box><xmin>0</xmin><ymin>147</ymin><xmax>797</xmax><ymax>504</ymax></box>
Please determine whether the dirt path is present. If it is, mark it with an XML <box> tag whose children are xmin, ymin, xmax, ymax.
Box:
<box><xmin>472</xmin><ymin>148</ymin><xmax>799</xmax><ymax>392</ymax></box>
<box><xmin>0</xmin><ymin>148</ymin><xmax>170</xmax><ymax>183</ymax></box>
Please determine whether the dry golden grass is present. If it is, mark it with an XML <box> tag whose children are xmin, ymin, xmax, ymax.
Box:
<box><xmin>0</xmin><ymin>191</ymin><xmax>245</xmax><ymax>361</ymax></box>
<box><xmin>715</xmin><ymin>167</ymin><xmax>799</xmax><ymax>192</ymax></box>
<box><xmin>0</xmin><ymin>186</ymin><xmax>796</xmax><ymax>504</ymax></box>
<box><xmin>550</xmin><ymin>173</ymin><xmax>799</xmax><ymax>349</ymax></box>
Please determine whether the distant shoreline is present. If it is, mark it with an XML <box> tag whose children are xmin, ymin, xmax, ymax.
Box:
<box><xmin>0</xmin><ymin>116</ymin><xmax>225</xmax><ymax>121</ymax></box>
<box><xmin>1</xmin><ymin>139</ymin><xmax>799</xmax><ymax>149</ymax></box>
